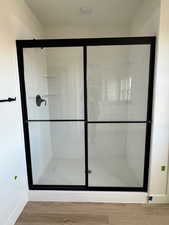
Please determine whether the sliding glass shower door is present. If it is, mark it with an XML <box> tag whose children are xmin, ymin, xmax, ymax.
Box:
<box><xmin>23</xmin><ymin>47</ymin><xmax>85</xmax><ymax>185</ymax></box>
<box><xmin>87</xmin><ymin>45</ymin><xmax>151</xmax><ymax>188</ymax></box>
<box><xmin>17</xmin><ymin>37</ymin><xmax>155</xmax><ymax>191</ymax></box>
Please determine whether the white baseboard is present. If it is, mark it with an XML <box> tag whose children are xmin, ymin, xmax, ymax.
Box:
<box><xmin>4</xmin><ymin>196</ymin><xmax>27</xmax><ymax>225</ymax></box>
<box><xmin>29</xmin><ymin>191</ymin><xmax>148</xmax><ymax>203</ymax></box>
<box><xmin>148</xmin><ymin>194</ymin><xmax>169</xmax><ymax>204</ymax></box>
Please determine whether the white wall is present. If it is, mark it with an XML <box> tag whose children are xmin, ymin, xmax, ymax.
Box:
<box><xmin>148</xmin><ymin>0</ymin><xmax>169</xmax><ymax>202</ymax></box>
<box><xmin>130</xmin><ymin>0</ymin><xmax>160</xmax><ymax>36</ymax></box>
<box><xmin>45</xmin><ymin>25</ymin><xmax>130</xmax><ymax>38</ymax></box>
<box><xmin>0</xmin><ymin>0</ymin><xmax>43</xmax><ymax>225</ymax></box>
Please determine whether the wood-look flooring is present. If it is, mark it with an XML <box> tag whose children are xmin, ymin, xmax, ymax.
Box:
<box><xmin>15</xmin><ymin>202</ymin><xmax>169</xmax><ymax>225</ymax></box>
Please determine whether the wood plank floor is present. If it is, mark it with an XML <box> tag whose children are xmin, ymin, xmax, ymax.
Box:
<box><xmin>15</xmin><ymin>202</ymin><xmax>169</xmax><ymax>225</ymax></box>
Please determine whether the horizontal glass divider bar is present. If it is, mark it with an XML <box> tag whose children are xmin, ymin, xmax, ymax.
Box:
<box><xmin>26</xmin><ymin>120</ymin><xmax>152</xmax><ymax>123</ymax></box>
<box><xmin>86</xmin><ymin>187</ymin><xmax>145</xmax><ymax>192</ymax></box>
<box><xmin>27</xmin><ymin>119</ymin><xmax>85</xmax><ymax>122</ymax></box>
<box><xmin>29</xmin><ymin>185</ymin><xmax>145</xmax><ymax>192</ymax></box>
<box><xmin>31</xmin><ymin>185</ymin><xmax>86</xmax><ymax>188</ymax></box>
<box><xmin>88</xmin><ymin>121</ymin><xmax>151</xmax><ymax>124</ymax></box>
<box><xmin>30</xmin><ymin>185</ymin><xmax>87</xmax><ymax>191</ymax></box>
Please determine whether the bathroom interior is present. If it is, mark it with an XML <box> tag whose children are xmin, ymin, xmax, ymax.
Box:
<box><xmin>4</xmin><ymin>0</ymin><xmax>169</xmax><ymax>225</ymax></box>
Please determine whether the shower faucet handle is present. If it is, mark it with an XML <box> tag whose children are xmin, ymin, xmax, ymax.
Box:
<box><xmin>36</xmin><ymin>95</ymin><xmax>47</xmax><ymax>107</ymax></box>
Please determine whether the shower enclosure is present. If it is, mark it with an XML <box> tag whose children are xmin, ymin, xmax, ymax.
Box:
<box><xmin>16</xmin><ymin>37</ymin><xmax>155</xmax><ymax>191</ymax></box>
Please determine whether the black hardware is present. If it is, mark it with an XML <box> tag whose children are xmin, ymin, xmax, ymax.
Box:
<box><xmin>36</xmin><ymin>95</ymin><xmax>47</xmax><ymax>107</ymax></box>
<box><xmin>28</xmin><ymin>120</ymin><xmax>85</xmax><ymax>122</ymax></box>
<box><xmin>16</xmin><ymin>37</ymin><xmax>156</xmax><ymax>48</ymax></box>
<box><xmin>0</xmin><ymin>97</ymin><xmax>16</xmax><ymax>103</ymax></box>
<box><xmin>148</xmin><ymin>196</ymin><xmax>153</xmax><ymax>201</ymax></box>
<box><xmin>84</xmin><ymin>46</ymin><xmax>89</xmax><ymax>187</ymax></box>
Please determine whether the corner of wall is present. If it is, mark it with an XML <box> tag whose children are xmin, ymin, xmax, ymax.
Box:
<box><xmin>5</xmin><ymin>193</ymin><xmax>28</xmax><ymax>225</ymax></box>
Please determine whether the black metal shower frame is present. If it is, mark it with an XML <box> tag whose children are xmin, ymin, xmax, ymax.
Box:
<box><xmin>16</xmin><ymin>37</ymin><xmax>156</xmax><ymax>192</ymax></box>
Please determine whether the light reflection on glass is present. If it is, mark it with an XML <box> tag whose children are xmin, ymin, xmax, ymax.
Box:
<box><xmin>120</xmin><ymin>77</ymin><xmax>132</xmax><ymax>102</ymax></box>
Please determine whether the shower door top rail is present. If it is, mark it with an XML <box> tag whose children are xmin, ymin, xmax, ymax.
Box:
<box><xmin>16</xmin><ymin>36</ymin><xmax>155</xmax><ymax>48</ymax></box>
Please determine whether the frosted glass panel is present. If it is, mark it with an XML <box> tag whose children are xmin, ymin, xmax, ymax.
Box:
<box><xmin>87</xmin><ymin>45</ymin><xmax>150</xmax><ymax>121</ymax></box>
<box><xmin>29</xmin><ymin>122</ymin><xmax>85</xmax><ymax>185</ymax></box>
<box><xmin>23</xmin><ymin>47</ymin><xmax>84</xmax><ymax>120</ymax></box>
<box><xmin>88</xmin><ymin>123</ymin><xmax>146</xmax><ymax>187</ymax></box>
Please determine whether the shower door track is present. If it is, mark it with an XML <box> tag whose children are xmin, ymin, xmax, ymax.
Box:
<box><xmin>16</xmin><ymin>37</ymin><xmax>156</xmax><ymax>192</ymax></box>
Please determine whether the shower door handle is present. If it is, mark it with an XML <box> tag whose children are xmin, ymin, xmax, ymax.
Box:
<box><xmin>0</xmin><ymin>97</ymin><xmax>16</xmax><ymax>103</ymax></box>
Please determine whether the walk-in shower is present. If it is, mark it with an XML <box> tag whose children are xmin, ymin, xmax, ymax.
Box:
<box><xmin>16</xmin><ymin>37</ymin><xmax>155</xmax><ymax>191</ymax></box>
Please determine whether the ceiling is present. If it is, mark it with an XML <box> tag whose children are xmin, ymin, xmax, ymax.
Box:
<box><xmin>25</xmin><ymin>0</ymin><xmax>143</xmax><ymax>27</ymax></box>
